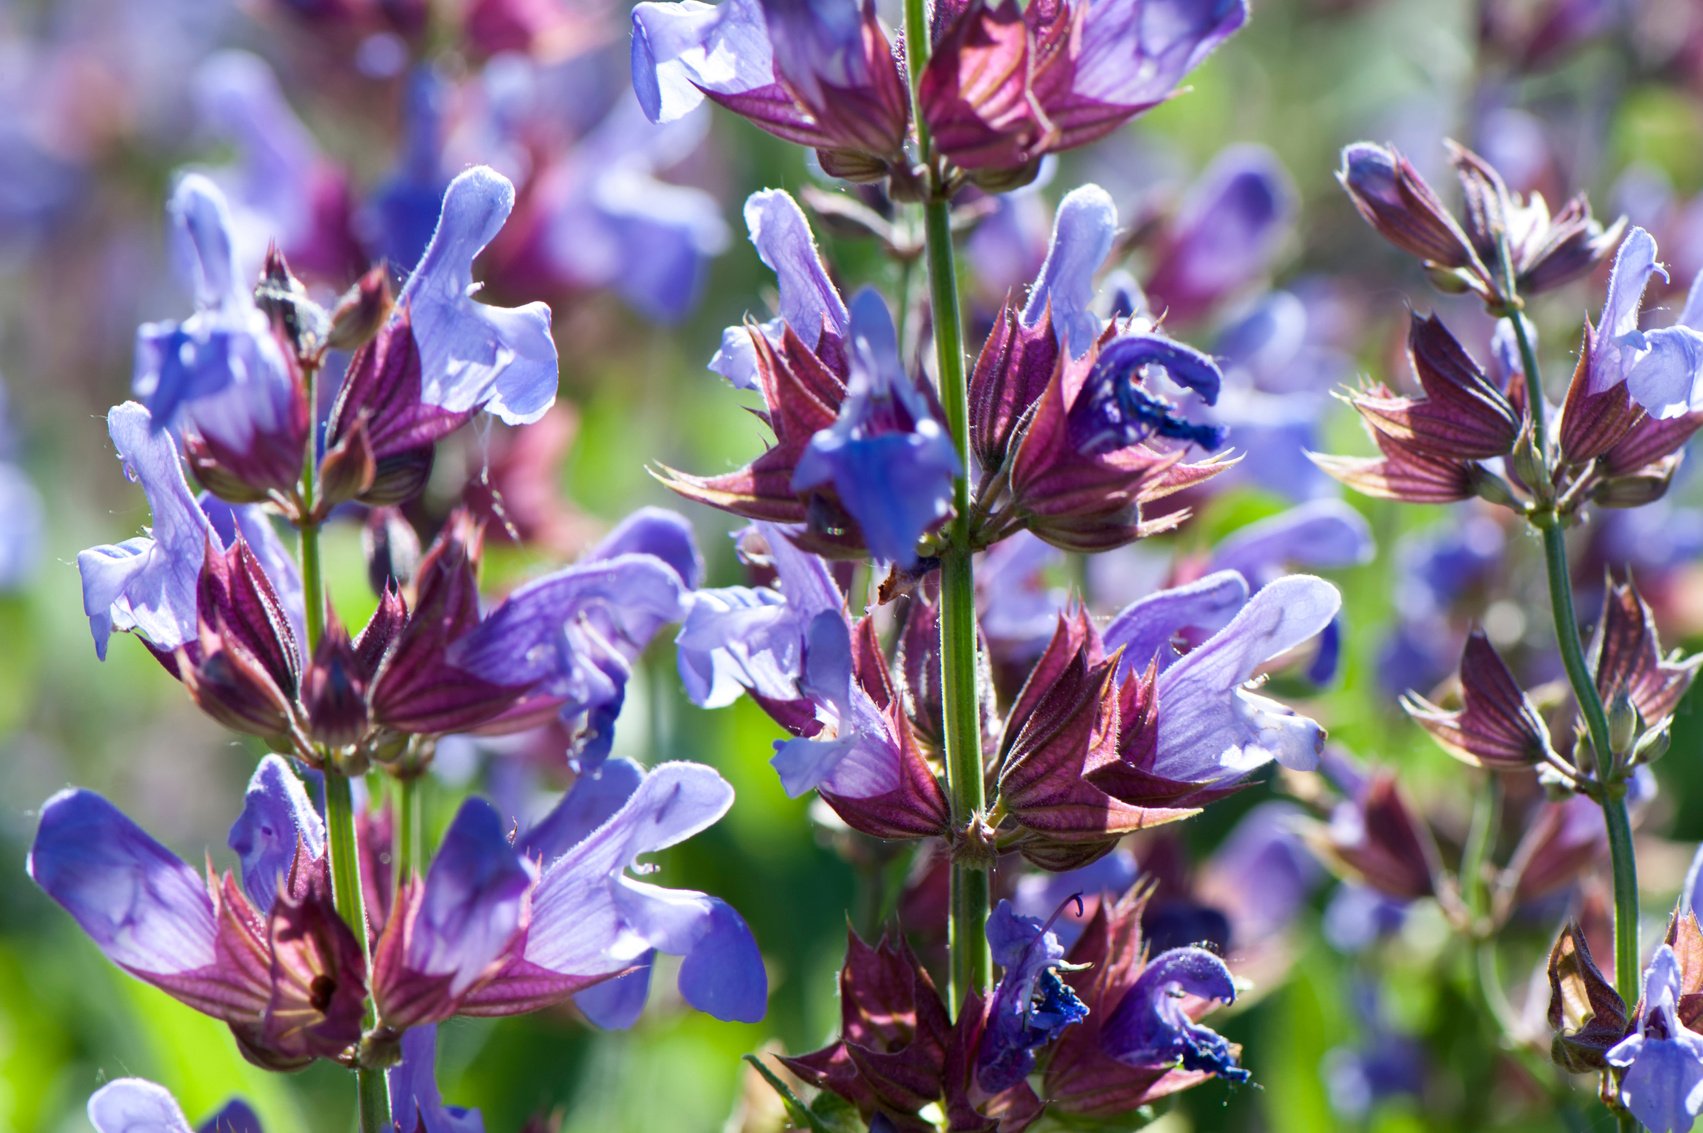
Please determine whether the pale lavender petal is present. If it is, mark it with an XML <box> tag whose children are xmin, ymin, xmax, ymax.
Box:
<box><xmin>29</xmin><ymin>789</ymin><xmax>217</xmax><ymax>975</ymax></box>
<box><xmin>675</xmin><ymin>587</ymin><xmax>798</xmax><ymax>708</ymax></box>
<box><xmin>1021</xmin><ymin>184</ymin><xmax>1117</xmax><ymax>357</ymax></box>
<box><xmin>574</xmin><ymin>958</ymin><xmax>655</xmax><ymax>1029</ymax></box>
<box><xmin>1610</xmin><ymin>1035</ymin><xmax>1703</xmax><ymax>1133</ymax></box>
<box><xmin>631</xmin><ymin>0</ymin><xmax>775</xmax><ymax>123</ymax></box>
<box><xmin>520</xmin><ymin>758</ymin><xmax>646</xmax><ymax>864</ymax></box>
<box><xmin>587</xmin><ymin>507</ymin><xmax>704</xmax><ymax>589</ymax></box>
<box><xmin>710</xmin><ymin>189</ymin><xmax>848</xmax><ymax>387</ymax></box>
<box><xmin>88</xmin><ymin>1079</ymin><xmax>195</xmax><ymax>1133</ymax></box>
<box><xmin>78</xmin><ymin>402</ymin><xmax>213</xmax><ymax>657</ymax></box>
<box><xmin>388</xmin><ymin>1025</ymin><xmax>485</xmax><ymax>1133</ymax></box>
<box><xmin>1155</xmin><ymin>575</ymin><xmax>1340</xmax><ymax>779</ymax></box>
<box><xmin>1590</xmin><ymin>226</ymin><xmax>1668</xmax><ymax>396</ymax></box>
<box><xmin>227</xmin><ymin>754</ymin><xmax>325</xmax><ymax>913</ymax></box>
<box><xmin>613</xmin><ymin>880</ymin><xmax>766</xmax><ymax>1022</ymax></box>
<box><xmin>410</xmin><ymin>799</ymin><xmax>536</xmax><ymax>996</ymax></box>
<box><xmin>1626</xmin><ymin>325</ymin><xmax>1703</xmax><ymax>419</ymax></box>
<box><xmin>168</xmin><ymin>172</ymin><xmax>243</xmax><ymax>312</ymax></box>
<box><xmin>524</xmin><ymin>763</ymin><xmax>735</xmax><ymax>980</ymax></box>
<box><xmin>1103</xmin><ymin>569</ymin><xmax>1249</xmax><ymax>678</ymax></box>
<box><xmin>400</xmin><ymin>166</ymin><xmax>557</xmax><ymax>425</ymax></box>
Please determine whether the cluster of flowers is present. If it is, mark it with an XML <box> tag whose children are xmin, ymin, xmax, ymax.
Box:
<box><xmin>37</xmin><ymin>163</ymin><xmax>765</xmax><ymax>1123</ymax></box>
<box><xmin>1318</xmin><ymin>137</ymin><xmax>1703</xmax><ymax>1132</ymax></box>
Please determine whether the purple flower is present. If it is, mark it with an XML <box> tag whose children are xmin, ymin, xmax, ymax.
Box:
<box><xmin>1022</xmin><ymin>184</ymin><xmax>1118</xmax><ymax>358</ymax></box>
<box><xmin>362</xmin><ymin>66</ymin><xmax>451</xmax><ymax>276</ymax></box>
<box><xmin>388</xmin><ymin>1026</ymin><xmax>485</xmax><ymax>1133</ymax></box>
<box><xmin>1150</xmin><ymin>575</ymin><xmax>1340</xmax><ymax>780</ymax></box>
<box><xmin>227</xmin><ymin>753</ymin><xmax>326</xmax><ymax>915</ymax></box>
<box><xmin>1102</xmin><ymin>569</ymin><xmax>1249</xmax><ymax>678</ymax></box>
<box><xmin>710</xmin><ymin>189</ymin><xmax>848</xmax><ymax>389</ymax></box>
<box><xmin>1068</xmin><ymin>334</ymin><xmax>1226</xmax><ymax>455</ymax></box>
<box><xmin>192</xmin><ymin>51</ymin><xmax>359</xmax><ymax>284</ymax></box>
<box><xmin>1607</xmin><ymin>945</ymin><xmax>1703</xmax><ymax>1133</ymax></box>
<box><xmin>398</xmin><ymin>165</ymin><xmax>557</xmax><ymax>426</ymax></box>
<box><xmin>374</xmin><ymin>798</ymin><xmax>538</xmax><ymax>1026</ymax></box>
<box><xmin>1612</xmin><ymin>240</ymin><xmax>1703</xmax><ymax>419</ymax></box>
<box><xmin>88</xmin><ymin>1079</ymin><xmax>261</xmax><ymax>1133</ymax></box>
<box><xmin>447</xmin><ymin>531</ymin><xmax>693</xmax><ymax>768</ymax></box>
<box><xmin>30</xmin><ymin>755</ymin><xmax>367</xmax><ymax>1069</ymax></box>
<box><xmin>476</xmin><ymin>758</ymin><xmax>767</xmax><ymax>1025</ymax></box>
<box><xmin>132</xmin><ymin>174</ymin><xmax>307</xmax><ymax>496</ymax></box>
<box><xmin>977</xmin><ymin>899</ymin><xmax>1091</xmax><ymax>1092</ymax></box>
<box><xmin>792</xmin><ymin>288</ymin><xmax>960</xmax><ymax>565</ymax></box>
<box><xmin>77</xmin><ymin>401</ymin><xmax>299</xmax><ymax>659</ymax></box>
<box><xmin>1144</xmin><ymin>145</ymin><xmax>1296</xmax><ymax>324</ymax></box>
<box><xmin>677</xmin><ymin>524</ymin><xmax>907</xmax><ymax>800</ymax></box>
<box><xmin>632</xmin><ymin>0</ymin><xmax>910</xmax><ymax>180</ymax></box>
<box><xmin>922</xmin><ymin>0</ymin><xmax>1247</xmax><ymax>178</ymax></box>
<box><xmin>29</xmin><ymin>790</ymin><xmax>221</xmax><ymax>979</ymax></box>
<box><xmin>1101</xmin><ymin>946</ymin><xmax>1247</xmax><ymax>1081</ymax></box>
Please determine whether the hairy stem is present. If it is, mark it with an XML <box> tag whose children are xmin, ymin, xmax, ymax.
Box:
<box><xmin>1502</xmin><ymin>286</ymin><xmax>1640</xmax><ymax>1011</ymax></box>
<box><xmin>298</xmin><ymin>363</ymin><xmax>388</xmax><ymax>1128</ymax></box>
<box><xmin>905</xmin><ymin>0</ymin><xmax>990</xmax><ymax>1009</ymax></box>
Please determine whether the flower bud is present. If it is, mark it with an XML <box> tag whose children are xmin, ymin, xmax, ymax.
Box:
<box><xmin>326</xmin><ymin>266</ymin><xmax>394</xmax><ymax>353</ymax></box>
<box><xmin>1592</xmin><ymin>458</ymin><xmax>1681</xmax><ymax>509</ymax></box>
<box><xmin>363</xmin><ymin>507</ymin><xmax>422</xmax><ymax>595</ymax></box>
<box><xmin>1606</xmin><ymin>688</ymin><xmax>1640</xmax><ymax>760</ymax></box>
<box><xmin>1338</xmin><ymin>143</ymin><xmax>1480</xmax><ymax>273</ymax></box>
<box><xmin>303</xmin><ymin>619</ymin><xmax>371</xmax><ymax>750</ymax></box>
<box><xmin>255</xmin><ymin>246</ymin><xmax>327</xmax><ymax>362</ymax></box>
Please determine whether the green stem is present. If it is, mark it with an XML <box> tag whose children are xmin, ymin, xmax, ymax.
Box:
<box><xmin>904</xmin><ymin>0</ymin><xmax>989</xmax><ymax>1009</ymax></box>
<box><xmin>1501</xmin><ymin>288</ymin><xmax>1641</xmax><ymax>1010</ymax></box>
<box><xmin>1461</xmin><ymin>773</ymin><xmax>1500</xmax><ymax>926</ymax></box>
<box><xmin>298</xmin><ymin>361</ymin><xmax>388</xmax><ymax>1129</ymax></box>
<box><xmin>325</xmin><ymin>773</ymin><xmax>388</xmax><ymax>1132</ymax></box>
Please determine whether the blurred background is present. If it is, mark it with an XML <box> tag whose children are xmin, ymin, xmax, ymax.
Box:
<box><xmin>4</xmin><ymin>0</ymin><xmax>1703</xmax><ymax>1129</ymax></box>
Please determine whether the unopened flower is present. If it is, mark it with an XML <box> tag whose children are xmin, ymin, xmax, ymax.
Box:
<box><xmin>1338</xmin><ymin>140</ymin><xmax>1619</xmax><ymax>306</ymax></box>
<box><xmin>1314</xmin><ymin>313</ymin><xmax>1520</xmax><ymax>505</ymax></box>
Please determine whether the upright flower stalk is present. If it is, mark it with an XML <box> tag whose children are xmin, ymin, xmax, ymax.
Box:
<box><xmin>904</xmin><ymin>0</ymin><xmax>991</xmax><ymax>1008</ymax></box>
<box><xmin>1496</xmin><ymin>249</ymin><xmax>1641</xmax><ymax>1016</ymax></box>
<box><xmin>296</xmin><ymin>356</ymin><xmax>390</xmax><ymax>1130</ymax></box>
